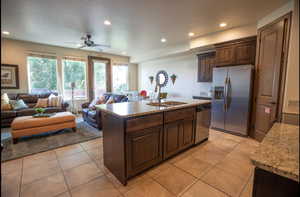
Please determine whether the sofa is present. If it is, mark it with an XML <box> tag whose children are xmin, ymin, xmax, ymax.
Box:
<box><xmin>1</xmin><ymin>93</ymin><xmax>69</xmax><ymax>128</ymax></box>
<box><xmin>81</xmin><ymin>93</ymin><xmax>128</xmax><ymax>129</ymax></box>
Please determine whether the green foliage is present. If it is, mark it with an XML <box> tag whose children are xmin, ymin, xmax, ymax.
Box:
<box><xmin>35</xmin><ymin>108</ymin><xmax>46</xmax><ymax>113</ymax></box>
<box><xmin>63</xmin><ymin>60</ymin><xmax>86</xmax><ymax>90</ymax></box>
<box><xmin>28</xmin><ymin>57</ymin><xmax>57</xmax><ymax>91</ymax></box>
<box><xmin>94</xmin><ymin>62</ymin><xmax>106</xmax><ymax>89</ymax></box>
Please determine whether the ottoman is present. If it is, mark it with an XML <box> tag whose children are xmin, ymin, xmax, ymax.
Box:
<box><xmin>11</xmin><ymin>112</ymin><xmax>76</xmax><ymax>144</ymax></box>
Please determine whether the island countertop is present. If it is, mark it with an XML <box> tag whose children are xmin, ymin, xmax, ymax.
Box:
<box><xmin>95</xmin><ymin>98</ymin><xmax>211</xmax><ymax>118</ymax></box>
<box><xmin>251</xmin><ymin>123</ymin><xmax>299</xmax><ymax>182</ymax></box>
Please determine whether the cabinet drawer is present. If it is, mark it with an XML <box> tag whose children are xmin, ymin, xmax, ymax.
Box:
<box><xmin>126</xmin><ymin>113</ymin><xmax>163</xmax><ymax>132</ymax></box>
<box><xmin>165</xmin><ymin>108</ymin><xmax>195</xmax><ymax>123</ymax></box>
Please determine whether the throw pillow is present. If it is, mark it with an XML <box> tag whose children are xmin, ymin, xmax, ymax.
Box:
<box><xmin>88</xmin><ymin>98</ymin><xmax>98</xmax><ymax>110</ymax></box>
<box><xmin>1</xmin><ymin>103</ymin><xmax>12</xmax><ymax>111</ymax></box>
<box><xmin>48</xmin><ymin>94</ymin><xmax>62</xmax><ymax>107</ymax></box>
<box><xmin>105</xmin><ymin>96</ymin><xmax>115</xmax><ymax>104</ymax></box>
<box><xmin>35</xmin><ymin>98</ymin><xmax>48</xmax><ymax>108</ymax></box>
<box><xmin>10</xmin><ymin>99</ymin><xmax>29</xmax><ymax>110</ymax></box>
<box><xmin>88</xmin><ymin>95</ymin><xmax>106</xmax><ymax>110</ymax></box>
<box><xmin>1</xmin><ymin>93</ymin><xmax>10</xmax><ymax>104</ymax></box>
<box><xmin>96</xmin><ymin>95</ymin><xmax>106</xmax><ymax>104</ymax></box>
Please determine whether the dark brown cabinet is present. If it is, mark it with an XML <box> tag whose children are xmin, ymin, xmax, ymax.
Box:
<box><xmin>126</xmin><ymin>126</ymin><xmax>163</xmax><ymax>177</ymax></box>
<box><xmin>215</xmin><ymin>36</ymin><xmax>256</xmax><ymax>67</ymax></box>
<box><xmin>197</xmin><ymin>52</ymin><xmax>216</xmax><ymax>82</ymax></box>
<box><xmin>163</xmin><ymin>108</ymin><xmax>195</xmax><ymax>159</ymax></box>
<box><xmin>102</xmin><ymin>106</ymin><xmax>197</xmax><ymax>185</ymax></box>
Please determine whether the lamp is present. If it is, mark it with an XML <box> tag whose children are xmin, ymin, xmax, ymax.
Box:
<box><xmin>70</xmin><ymin>82</ymin><xmax>76</xmax><ymax>114</ymax></box>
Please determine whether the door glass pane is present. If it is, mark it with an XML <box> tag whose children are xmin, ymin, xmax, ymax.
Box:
<box><xmin>93</xmin><ymin>61</ymin><xmax>107</xmax><ymax>98</ymax></box>
<box><xmin>62</xmin><ymin>59</ymin><xmax>87</xmax><ymax>100</ymax></box>
<box><xmin>112</xmin><ymin>65</ymin><xmax>129</xmax><ymax>93</ymax></box>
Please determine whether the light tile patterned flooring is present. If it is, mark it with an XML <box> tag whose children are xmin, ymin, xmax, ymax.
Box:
<box><xmin>1</xmin><ymin>129</ymin><xmax>259</xmax><ymax>197</ymax></box>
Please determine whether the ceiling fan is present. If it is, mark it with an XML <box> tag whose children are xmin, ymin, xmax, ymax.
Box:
<box><xmin>66</xmin><ymin>34</ymin><xmax>111</xmax><ymax>50</ymax></box>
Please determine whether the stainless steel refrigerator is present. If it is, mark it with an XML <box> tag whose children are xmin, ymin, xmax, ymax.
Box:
<box><xmin>211</xmin><ymin>65</ymin><xmax>253</xmax><ymax>136</ymax></box>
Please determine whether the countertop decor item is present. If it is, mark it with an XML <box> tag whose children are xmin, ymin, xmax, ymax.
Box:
<box><xmin>149</xmin><ymin>76</ymin><xmax>154</xmax><ymax>84</ymax></box>
<box><xmin>170</xmin><ymin>74</ymin><xmax>177</xmax><ymax>85</ymax></box>
<box><xmin>1</xmin><ymin>64</ymin><xmax>19</xmax><ymax>89</ymax></box>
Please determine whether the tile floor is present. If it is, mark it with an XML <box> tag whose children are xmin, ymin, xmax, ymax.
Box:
<box><xmin>1</xmin><ymin>129</ymin><xmax>259</xmax><ymax>197</ymax></box>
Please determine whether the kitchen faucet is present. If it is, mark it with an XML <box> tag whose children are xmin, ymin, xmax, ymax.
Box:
<box><xmin>155</xmin><ymin>83</ymin><xmax>161</xmax><ymax>104</ymax></box>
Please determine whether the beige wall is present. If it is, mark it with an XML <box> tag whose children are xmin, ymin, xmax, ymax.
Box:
<box><xmin>283</xmin><ymin>0</ymin><xmax>299</xmax><ymax>111</ymax></box>
<box><xmin>138</xmin><ymin>24</ymin><xmax>257</xmax><ymax>98</ymax></box>
<box><xmin>1</xmin><ymin>38</ymin><xmax>138</xmax><ymax>94</ymax></box>
<box><xmin>1</xmin><ymin>38</ymin><xmax>138</xmax><ymax>110</ymax></box>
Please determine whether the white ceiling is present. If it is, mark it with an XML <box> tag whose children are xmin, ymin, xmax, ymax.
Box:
<box><xmin>1</xmin><ymin>0</ymin><xmax>289</xmax><ymax>61</ymax></box>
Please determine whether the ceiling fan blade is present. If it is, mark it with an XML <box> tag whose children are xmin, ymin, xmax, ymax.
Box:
<box><xmin>92</xmin><ymin>43</ymin><xmax>111</xmax><ymax>48</ymax></box>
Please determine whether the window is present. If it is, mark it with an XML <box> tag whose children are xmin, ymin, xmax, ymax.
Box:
<box><xmin>27</xmin><ymin>56</ymin><xmax>57</xmax><ymax>94</ymax></box>
<box><xmin>112</xmin><ymin>64</ymin><xmax>129</xmax><ymax>93</ymax></box>
<box><xmin>93</xmin><ymin>60</ymin><xmax>107</xmax><ymax>98</ymax></box>
<box><xmin>62</xmin><ymin>58</ymin><xmax>87</xmax><ymax>100</ymax></box>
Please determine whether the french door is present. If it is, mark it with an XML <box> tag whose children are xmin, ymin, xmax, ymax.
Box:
<box><xmin>88</xmin><ymin>56</ymin><xmax>111</xmax><ymax>100</ymax></box>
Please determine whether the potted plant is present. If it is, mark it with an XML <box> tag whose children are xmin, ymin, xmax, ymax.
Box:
<box><xmin>35</xmin><ymin>108</ymin><xmax>46</xmax><ymax>114</ymax></box>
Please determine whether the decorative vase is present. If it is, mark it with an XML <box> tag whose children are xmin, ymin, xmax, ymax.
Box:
<box><xmin>170</xmin><ymin>74</ymin><xmax>177</xmax><ymax>85</ymax></box>
<box><xmin>149</xmin><ymin>76</ymin><xmax>154</xmax><ymax>84</ymax></box>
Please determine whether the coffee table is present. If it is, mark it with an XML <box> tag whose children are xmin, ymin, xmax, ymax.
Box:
<box><xmin>11</xmin><ymin>112</ymin><xmax>76</xmax><ymax>144</ymax></box>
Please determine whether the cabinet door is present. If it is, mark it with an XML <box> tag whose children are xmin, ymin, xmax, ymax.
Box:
<box><xmin>216</xmin><ymin>46</ymin><xmax>235</xmax><ymax>66</ymax></box>
<box><xmin>126</xmin><ymin>126</ymin><xmax>163</xmax><ymax>177</ymax></box>
<box><xmin>197</xmin><ymin>52</ymin><xmax>216</xmax><ymax>82</ymax></box>
<box><xmin>163</xmin><ymin>121</ymin><xmax>183</xmax><ymax>159</ymax></box>
<box><xmin>235</xmin><ymin>42</ymin><xmax>256</xmax><ymax>65</ymax></box>
<box><xmin>181</xmin><ymin>117</ymin><xmax>195</xmax><ymax>149</ymax></box>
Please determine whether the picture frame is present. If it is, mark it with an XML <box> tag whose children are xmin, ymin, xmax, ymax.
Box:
<box><xmin>1</xmin><ymin>64</ymin><xmax>20</xmax><ymax>89</ymax></box>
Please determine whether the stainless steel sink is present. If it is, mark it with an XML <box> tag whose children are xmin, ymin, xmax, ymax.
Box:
<box><xmin>146</xmin><ymin>101</ymin><xmax>187</xmax><ymax>107</ymax></box>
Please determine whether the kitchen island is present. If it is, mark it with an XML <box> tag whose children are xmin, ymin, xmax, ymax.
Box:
<box><xmin>96</xmin><ymin>98</ymin><xmax>210</xmax><ymax>185</ymax></box>
<box><xmin>251</xmin><ymin>123</ymin><xmax>299</xmax><ymax>196</ymax></box>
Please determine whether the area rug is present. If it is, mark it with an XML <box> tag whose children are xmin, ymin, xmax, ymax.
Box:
<box><xmin>1</xmin><ymin>121</ymin><xmax>102</xmax><ymax>162</ymax></box>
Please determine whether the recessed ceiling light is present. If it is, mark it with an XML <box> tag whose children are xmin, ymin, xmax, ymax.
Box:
<box><xmin>2</xmin><ymin>31</ymin><xmax>10</xmax><ymax>35</ymax></box>
<box><xmin>188</xmin><ymin>32</ymin><xmax>195</xmax><ymax>37</ymax></box>
<box><xmin>122</xmin><ymin>51</ymin><xmax>126</xmax><ymax>55</ymax></box>
<box><xmin>161</xmin><ymin>38</ymin><xmax>167</xmax><ymax>43</ymax></box>
<box><xmin>219</xmin><ymin>23</ymin><xmax>227</xmax><ymax>27</ymax></box>
<box><xmin>104</xmin><ymin>20</ymin><xmax>111</xmax><ymax>26</ymax></box>
<box><xmin>76</xmin><ymin>43</ymin><xmax>82</xmax><ymax>47</ymax></box>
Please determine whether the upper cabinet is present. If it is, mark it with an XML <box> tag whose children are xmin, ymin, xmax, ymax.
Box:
<box><xmin>197</xmin><ymin>51</ymin><xmax>216</xmax><ymax>82</ymax></box>
<box><xmin>215</xmin><ymin>36</ymin><xmax>257</xmax><ymax>67</ymax></box>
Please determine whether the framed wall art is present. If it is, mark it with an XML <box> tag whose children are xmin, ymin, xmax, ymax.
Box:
<box><xmin>1</xmin><ymin>64</ymin><xmax>20</xmax><ymax>89</ymax></box>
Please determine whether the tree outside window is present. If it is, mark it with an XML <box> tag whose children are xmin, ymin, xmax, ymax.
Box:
<box><xmin>62</xmin><ymin>59</ymin><xmax>87</xmax><ymax>100</ymax></box>
<box><xmin>93</xmin><ymin>61</ymin><xmax>107</xmax><ymax>98</ymax></box>
<box><xmin>112</xmin><ymin>64</ymin><xmax>129</xmax><ymax>93</ymax></box>
<box><xmin>27</xmin><ymin>56</ymin><xmax>57</xmax><ymax>94</ymax></box>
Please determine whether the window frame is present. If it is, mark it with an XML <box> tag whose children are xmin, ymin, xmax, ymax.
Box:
<box><xmin>27</xmin><ymin>55</ymin><xmax>58</xmax><ymax>94</ymax></box>
<box><xmin>62</xmin><ymin>58</ymin><xmax>88</xmax><ymax>101</ymax></box>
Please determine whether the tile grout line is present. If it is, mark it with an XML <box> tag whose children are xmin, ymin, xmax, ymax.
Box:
<box><xmin>54</xmin><ymin>149</ymin><xmax>73</xmax><ymax>197</ymax></box>
<box><xmin>170</xmin><ymin>157</ymin><xmax>231</xmax><ymax>197</ymax></box>
<box><xmin>18</xmin><ymin>158</ymin><xmax>24</xmax><ymax>197</ymax></box>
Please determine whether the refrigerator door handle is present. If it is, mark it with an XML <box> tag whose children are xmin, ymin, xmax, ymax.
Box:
<box><xmin>226</xmin><ymin>77</ymin><xmax>231</xmax><ymax>112</ymax></box>
<box><xmin>223</xmin><ymin>77</ymin><xmax>227</xmax><ymax>111</ymax></box>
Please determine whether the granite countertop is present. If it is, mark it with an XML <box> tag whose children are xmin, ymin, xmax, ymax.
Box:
<box><xmin>96</xmin><ymin>98</ymin><xmax>211</xmax><ymax>118</ymax></box>
<box><xmin>251</xmin><ymin>123</ymin><xmax>299</xmax><ymax>182</ymax></box>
